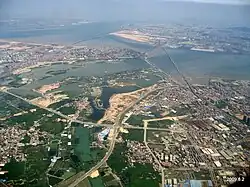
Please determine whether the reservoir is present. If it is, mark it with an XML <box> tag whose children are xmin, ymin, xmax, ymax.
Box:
<box><xmin>90</xmin><ymin>86</ymin><xmax>140</xmax><ymax>122</ymax></box>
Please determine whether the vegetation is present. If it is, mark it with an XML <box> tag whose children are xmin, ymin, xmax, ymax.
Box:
<box><xmin>89</xmin><ymin>176</ymin><xmax>105</xmax><ymax>187</ymax></box>
<box><xmin>48</xmin><ymin>176</ymin><xmax>63</xmax><ymax>186</ymax></box>
<box><xmin>215</xmin><ymin>100</ymin><xmax>228</xmax><ymax>109</ymax></box>
<box><xmin>126</xmin><ymin>115</ymin><xmax>151</xmax><ymax>127</ymax></box>
<box><xmin>148</xmin><ymin>119</ymin><xmax>175</xmax><ymax>128</ymax></box>
<box><xmin>108</xmin><ymin>143</ymin><xmax>160</xmax><ymax>187</ymax></box>
<box><xmin>6</xmin><ymin>109</ymin><xmax>47</xmax><ymax>129</ymax></box>
<box><xmin>39</xmin><ymin>117</ymin><xmax>65</xmax><ymax>135</ymax></box>
<box><xmin>122</xmin><ymin>129</ymin><xmax>144</xmax><ymax>142</ymax></box>
<box><xmin>46</xmin><ymin>69</ymin><xmax>67</xmax><ymax>76</ymax></box>
<box><xmin>70</xmin><ymin>127</ymin><xmax>106</xmax><ymax>174</ymax></box>
<box><xmin>73</xmin><ymin>127</ymin><xmax>91</xmax><ymax>162</ymax></box>
<box><xmin>76</xmin><ymin>178</ymin><xmax>91</xmax><ymax>187</ymax></box>
<box><xmin>2</xmin><ymin>158</ymin><xmax>25</xmax><ymax>180</ymax></box>
<box><xmin>59</xmin><ymin>106</ymin><xmax>76</xmax><ymax>115</ymax></box>
<box><xmin>20</xmin><ymin>134</ymin><xmax>31</xmax><ymax>144</ymax></box>
<box><xmin>8</xmin><ymin>75</ymin><xmax>24</xmax><ymax>88</ymax></box>
<box><xmin>24</xmin><ymin>146</ymin><xmax>50</xmax><ymax>186</ymax></box>
<box><xmin>3</xmin><ymin>146</ymin><xmax>50</xmax><ymax>187</ymax></box>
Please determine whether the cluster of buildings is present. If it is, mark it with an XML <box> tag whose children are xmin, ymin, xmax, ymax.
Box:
<box><xmin>121</xmin><ymin>77</ymin><xmax>250</xmax><ymax>186</ymax></box>
<box><xmin>0</xmin><ymin>126</ymin><xmax>48</xmax><ymax>165</ymax></box>
<box><xmin>0</xmin><ymin>41</ymin><xmax>143</xmax><ymax>76</ymax></box>
<box><xmin>126</xmin><ymin>140</ymin><xmax>159</xmax><ymax>171</ymax></box>
<box><xmin>130</xmin><ymin>23</ymin><xmax>250</xmax><ymax>54</ymax></box>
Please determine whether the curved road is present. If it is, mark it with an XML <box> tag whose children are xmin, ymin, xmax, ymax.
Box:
<box><xmin>1</xmin><ymin>86</ymin><xmax>164</xmax><ymax>187</ymax></box>
<box><xmin>65</xmin><ymin>86</ymin><xmax>164</xmax><ymax>187</ymax></box>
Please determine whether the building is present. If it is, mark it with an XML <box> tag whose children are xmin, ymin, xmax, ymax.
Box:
<box><xmin>98</xmin><ymin>128</ymin><xmax>110</xmax><ymax>142</ymax></box>
<box><xmin>243</xmin><ymin>113</ymin><xmax>250</xmax><ymax>126</ymax></box>
<box><xmin>178</xmin><ymin>180</ymin><xmax>213</xmax><ymax>187</ymax></box>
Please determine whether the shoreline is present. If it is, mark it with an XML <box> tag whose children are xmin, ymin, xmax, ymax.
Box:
<box><xmin>109</xmin><ymin>31</ymin><xmax>151</xmax><ymax>43</ymax></box>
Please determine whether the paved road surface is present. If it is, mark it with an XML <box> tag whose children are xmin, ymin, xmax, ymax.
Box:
<box><xmin>1</xmin><ymin>86</ymin><xmax>164</xmax><ymax>187</ymax></box>
<box><xmin>64</xmin><ymin>86</ymin><xmax>164</xmax><ymax>187</ymax></box>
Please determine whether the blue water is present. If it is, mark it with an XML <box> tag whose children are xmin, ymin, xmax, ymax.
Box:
<box><xmin>0</xmin><ymin>22</ymin><xmax>122</xmax><ymax>42</ymax></box>
<box><xmin>1</xmin><ymin>21</ymin><xmax>250</xmax><ymax>81</ymax></box>
<box><xmin>150</xmin><ymin>49</ymin><xmax>250</xmax><ymax>80</ymax></box>
<box><xmin>90</xmin><ymin>86</ymin><xmax>139</xmax><ymax>122</ymax></box>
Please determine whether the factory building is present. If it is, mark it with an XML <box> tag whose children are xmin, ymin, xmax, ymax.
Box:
<box><xmin>98</xmin><ymin>128</ymin><xmax>110</xmax><ymax>142</ymax></box>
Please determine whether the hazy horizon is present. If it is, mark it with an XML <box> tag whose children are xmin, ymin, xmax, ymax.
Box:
<box><xmin>0</xmin><ymin>0</ymin><xmax>250</xmax><ymax>26</ymax></box>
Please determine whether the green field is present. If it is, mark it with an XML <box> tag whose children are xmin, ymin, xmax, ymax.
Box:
<box><xmin>148</xmin><ymin>119</ymin><xmax>175</xmax><ymax>128</ymax></box>
<box><xmin>3</xmin><ymin>146</ymin><xmax>50</xmax><ymax>187</ymax></box>
<box><xmin>59</xmin><ymin>106</ymin><xmax>76</xmax><ymax>115</ymax></box>
<box><xmin>108</xmin><ymin>143</ymin><xmax>160</xmax><ymax>187</ymax></box>
<box><xmin>123</xmin><ymin>129</ymin><xmax>144</xmax><ymax>142</ymax></box>
<box><xmin>39</xmin><ymin>115</ymin><xmax>65</xmax><ymax>135</ymax></box>
<box><xmin>5</xmin><ymin>108</ymin><xmax>48</xmax><ymax>129</ymax></box>
<box><xmin>2</xmin><ymin>158</ymin><xmax>25</xmax><ymax>180</ymax></box>
<box><xmin>126</xmin><ymin>115</ymin><xmax>151</xmax><ymax>127</ymax></box>
<box><xmin>89</xmin><ymin>176</ymin><xmax>105</xmax><ymax>187</ymax></box>
<box><xmin>74</xmin><ymin>127</ymin><xmax>92</xmax><ymax>162</ymax></box>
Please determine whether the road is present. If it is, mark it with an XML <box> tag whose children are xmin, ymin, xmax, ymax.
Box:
<box><xmin>63</xmin><ymin>86</ymin><xmax>164</xmax><ymax>187</ymax></box>
<box><xmin>1</xmin><ymin>89</ymin><xmax>116</xmax><ymax>128</ymax></box>
<box><xmin>161</xmin><ymin>47</ymin><xmax>198</xmax><ymax>98</ymax></box>
<box><xmin>144</xmin><ymin>57</ymin><xmax>169</xmax><ymax>79</ymax></box>
<box><xmin>2</xmin><ymin>85</ymin><xmax>165</xmax><ymax>187</ymax></box>
<box><xmin>1</xmin><ymin>89</ymin><xmax>85</xmax><ymax>123</ymax></box>
<box><xmin>143</xmin><ymin>120</ymin><xmax>165</xmax><ymax>187</ymax></box>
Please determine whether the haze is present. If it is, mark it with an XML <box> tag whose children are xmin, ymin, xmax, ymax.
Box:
<box><xmin>0</xmin><ymin>0</ymin><xmax>250</xmax><ymax>26</ymax></box>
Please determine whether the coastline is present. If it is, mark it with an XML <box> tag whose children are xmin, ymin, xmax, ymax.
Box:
<box><xmin>109</xmin><ymin>31</ymin><xmax>151</xmax><ymax>43</ymax></box>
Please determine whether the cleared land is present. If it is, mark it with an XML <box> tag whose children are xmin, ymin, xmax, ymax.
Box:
<box><xmin>110</xmin><ymin>30</ymin><xmax>151</xmax><ymax>43</ymax></box>
<box><xmin>98</xmin><ymin>86</ymin><xmax>153</xmax><ymax>124</ymax></box>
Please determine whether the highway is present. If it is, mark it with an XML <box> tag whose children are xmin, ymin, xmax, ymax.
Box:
<box><xmin>63</xmin><ymin>86</ymin><xmax>164</xmax><ymax>187</ymax></box>
<box><xmin>2</xmin><ymin>85</ymin><xmax>165</xmax><ymax>187</ymax></box>
<box><xmin>1</xmin><ymin>89</ymin><xmax>85</xmax><ymax>123</ymax></box>
<box><xmin>161</xmin><ymin>47</ymin><xmax>198</xmax><ymax>98</ymax></box>
<box><xmin>143</xmin><ymin>120</ymin><xmax>165</xmax><ymax>187</ymax></box>
<box><xmin>1</xmin><ymin>89</ymin><xmax>114</xmax><ymax>128</ymax></box>
<box><xmin>144</xmin><ymin>57</ymin><xmax>169</xmax><ymax>79</ymax></box>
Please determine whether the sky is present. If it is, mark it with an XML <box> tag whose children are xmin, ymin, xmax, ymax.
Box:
<box><xmin>0</xmin><ymin>0</ymin><xmax>250</xmax><ymax>26</ymax></box>
<box><xmin>162</xmin><ymin>0</ymin><xmax>250</xmax><ymax>4</ymax></box>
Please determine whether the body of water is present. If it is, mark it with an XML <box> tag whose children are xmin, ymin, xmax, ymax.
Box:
<box><xmin>2</xmin><ymin>21</ymin><xmax>250</xmax><ymax>80</ymax></box>
<box><xmin>19</xmin><ymin>58</ymin><xmax>149</xmax><ymax>91</ymax></box>
<box><xmin>0</xmin><ymin>22</ymin><xmax>122</xmax><ymax>43</ymax></box>
<box><xmin>90</xmin><ymin>86</ymin><xmax>140</xmax><ymax>121</ymax></box>
<box><xmin>150</xmin><ymin>49</ymin><xmax>250</xmax><ymax>80</ymax></box>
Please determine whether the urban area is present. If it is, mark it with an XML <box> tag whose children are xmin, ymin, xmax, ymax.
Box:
<box><xmin>0</xmin><ymin>21</ymin><xmax>250</xmax><ymax>187</ymax></box>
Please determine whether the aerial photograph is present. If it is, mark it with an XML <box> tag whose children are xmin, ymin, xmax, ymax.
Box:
<box><xmin>0</xmin><ymin>0</ymin><xmax>250</xmax><ymax>186</ymax></box>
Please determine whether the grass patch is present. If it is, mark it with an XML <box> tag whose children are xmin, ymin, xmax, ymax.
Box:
<box><xmin>108</xmin><ymin>143</ymin><xmax>160</xmax><ymax>187</ymax></box>
<box><xmin>148</xmin><ymin>119</ymin><xmax>174</xmax><ymax>128</ymax></box>
<box><xmin>39</xmin><ymin>115</ymin><xmax>65</xmax><ymax>135</ymax></box>
<box><xmin>73</xmin><ymin>127</ymin><xmax>91</xmax><ymax>162</ymax></box>
<box><xmin>126</xmin><ymin>115</ymin><xmax>151</xmax><ymax>127</ymax></box>
<box><xmin>2</xmin><ymin>158</ymin><xmax>25</xmax><ymax>180</ymax></box>
<box><xmin>123</xmin><ymin>129</ymin><xmax>144</xmax><ymax>142</ymax></box>
<box><xmin>6</xmin><ymin>109</ymin><xmax>47</xmax><ymax>129</ymax></box>
<box><xmin>59</xmin><ymin>106</ymin><xmax>76</xmax><ymax>115</ymax></box>
<box><xmin>3</xmin><ymin>146</ymin><xmax>50</xmax><ymax>186</ymax></box>
<box><xmin>62</xmin><ymin>171</ymin><xmax>76</xmax><ymax>180</ymax></box>
<box><xmin>89</xmin><ymin>176</ymin><xmax>104</xmax><ymax>187</ymax></box>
